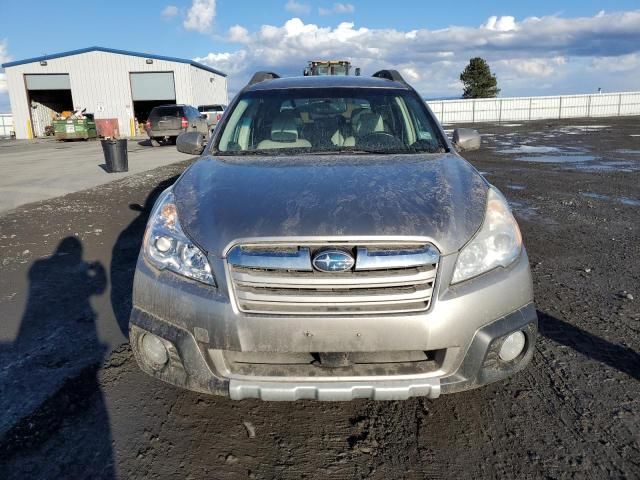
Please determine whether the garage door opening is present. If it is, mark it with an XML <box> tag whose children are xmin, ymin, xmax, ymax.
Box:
<box><xmin>25</xmin><ymin>74</ymin><xmax>74</xmax><ymax>137</ymax></box>
<box><xmin>130</xmin><ymin>72</ymin><xmax>176</xmax><ymax>126</ymax></box>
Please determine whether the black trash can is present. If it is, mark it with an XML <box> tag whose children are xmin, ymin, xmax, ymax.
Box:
<box><xmin>101</xmin><ymin>139</ymin><xmax>128</xmax><ymax>173</ymax></box>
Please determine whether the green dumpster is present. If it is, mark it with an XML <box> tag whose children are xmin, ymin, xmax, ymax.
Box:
<box><xmin>53</xmin><ymin>118</ymin><xmax>97</xmax><ymax>140</ymax></box>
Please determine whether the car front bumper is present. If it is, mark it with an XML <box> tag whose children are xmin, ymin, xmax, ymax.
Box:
<box><xmin>129</xmin><ymin>248</ymin><xmax>537</xmax><ymax>401</ymax></box>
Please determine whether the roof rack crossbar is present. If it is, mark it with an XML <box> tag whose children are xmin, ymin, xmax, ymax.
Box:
<box><xmin>248</xmin><ymin>71</ymin><xmax>281</xmax><ymax>86</ymax></box>
<box><xmin>372</xmin><ymin>69</ymin><xmax>408</xmax><ymax>85</ymax></box>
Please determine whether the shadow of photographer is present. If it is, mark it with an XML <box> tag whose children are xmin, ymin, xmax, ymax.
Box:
<box><xmin>0</xmin><ymin>236</ymin><xmax>115</xmax><ymax>478</ymax></box>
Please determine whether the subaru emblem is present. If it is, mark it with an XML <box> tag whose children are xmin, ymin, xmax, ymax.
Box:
<box><xmin>312</xmin><ymin>250</ymin><xmax>355</xmax><ymax>272</ymax></box>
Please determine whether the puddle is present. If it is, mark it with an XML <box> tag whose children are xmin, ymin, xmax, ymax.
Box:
<box><xmin>580</xmin><ymin>192</ymin><xmax>609</xmax><ymax>201</ymax></box>
<box><xmin>509</xmin><ymin>199</ymin><xmax>558</xmax><ymax>225</ymax></box>
<box><xmin>507</xmin><ymin>184</ymin><xmax>526</xmax><ymax>190</ymax></box>
<box><xmin>555</xmin><ymin>125</ymin><xmax>610</xmax><ymax>135</ymax></box>
<box><xmin>615</xmin><ymin>149</ymin><xmax>640</xmax><ymax>155</ymax></box>
<box><xmin>580</xmin><ymin>192</ymin><xmax>640</xmax><ymax>206</ymax></box>
<box><xmin>501</xmin><ymin>123</ymin><xmax>522</xmax><ymax>127</ymax></box>
<box><xmin>572</xmin><ymin>160</ymin><xmax>639</xmax><ymax>172</ymax></box>
<box><xmin>514</xmin><ymin>154</ymin><xmax>597</xmax><ymax>163</ymax></box>
<box><xmin>563</xmin><ymin>125</ymin><xmax>610</xmax><ymax>130</ymax></box>
<box><xmin>620</xmin><ymin>197</ymin><xmax>640</xmax><ymax>206</ymax></box>
<box><xmin>509</xmin><ymin>199</ymin><xmax>542</xmax><ymax>222</ymax></box>
<box><xmin>498</xmin><ymin>146</ymin><xmax>560</xmax><ymax>154</ymax></box>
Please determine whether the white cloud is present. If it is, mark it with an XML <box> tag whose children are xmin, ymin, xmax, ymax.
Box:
<box><xmin>482</xmin><ymin>16</ymin><xmax>516</xmax><ymax>32</ymax></box>
<box><xmin>194</xmin><ymin>10</ymin><xmax>640</xmax><ymax>97</ymax></box>
<box><xmin>319</xmin><ymin>3</ymin><xmax>355</xmax><ymax>15</ymax></box>
<box><xmin>184</xmin><ymin>0</ymin><xmax>216</xmax><ymax>33</ymax></box>
<box><xmin>285</xmin><ymin>0</ymin><xmax>310</xmax><ymax>15</ymax></box>
<box><xmin>161</xmin><ymin>5</ymin><xmax>179</xmax><ymax>18</ymax></box>
<box><xmin>499</xmin><ymin>57</ymin><xmax>566</xmax><ymax>77</ymax></box>
<box><xmin>591</xmin><ymin>52</ymin><xmax>640</xmax><ymax>72</ymax></box>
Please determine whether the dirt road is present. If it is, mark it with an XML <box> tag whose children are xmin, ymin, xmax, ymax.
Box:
<box><xmin>1</xmin><ymin>118</ymin><xmax>638</xmax><ymax>479</ymax></box>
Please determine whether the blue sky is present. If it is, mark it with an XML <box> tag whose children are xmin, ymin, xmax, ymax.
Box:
<box><xmin>2</xmin><ymin>0</ymin><xmax>640</xmax><ymax>108</ymax></box>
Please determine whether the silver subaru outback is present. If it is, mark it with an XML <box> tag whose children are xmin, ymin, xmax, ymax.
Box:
<box><xmin>129</xmin><ymin>70</ymin><xmax>537</xmax><ymax>401</ymax></box>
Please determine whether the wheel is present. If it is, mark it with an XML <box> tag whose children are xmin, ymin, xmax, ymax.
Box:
<box><xmin>150</xmin><ymin>138</ymin><xmax>160</xmax><ymax>147</ymax></box>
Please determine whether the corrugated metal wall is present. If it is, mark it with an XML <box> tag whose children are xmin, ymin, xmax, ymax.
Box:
<box><xmin>427</xmin><ymin>92</ymin><xmax>640</xmax><ymax>125</ymax></box>
<box><xmin>5</xmin><ymin>51</ymin><xmax>227</xmax><ymax>139</ymax></box>
<box><xmin>190</xmin><ymin>66</ymin><xmax>228</xmax><ymax>107</ymax></box>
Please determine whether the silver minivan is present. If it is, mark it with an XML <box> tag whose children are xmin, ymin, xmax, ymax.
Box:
<box><xmin>129</xmin><ymin>70</ymin><xmax>537</xmax><ymax>401</ymax></box>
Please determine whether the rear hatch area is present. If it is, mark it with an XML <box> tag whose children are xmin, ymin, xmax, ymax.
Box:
<box><xmin>149</xmin><ymin>106</ymin><xmax>184</xmax><ymax>134</ymax></box>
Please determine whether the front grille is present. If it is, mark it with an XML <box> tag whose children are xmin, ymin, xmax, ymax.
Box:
<box><xmin>226</xmin><ymin>241</ymin><xmax>439</xmax><ymax>315</ymax></box>
<box><xmin>211</xmin><ymin>349</ymin><xmax>443</xmax><ymax>378</ymax></box>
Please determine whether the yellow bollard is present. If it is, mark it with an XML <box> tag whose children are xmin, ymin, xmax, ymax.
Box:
<box><xmin>27</xmin><ymin>120</ymin><xmax>33</xmax><ymax>139</ymax></box>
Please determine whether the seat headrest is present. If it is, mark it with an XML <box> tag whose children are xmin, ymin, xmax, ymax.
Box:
<box><xmin>355</xmin><ymin>112</ymin><xmax>384</xmax><ymax>136</ymax></box>
<box><xmin>271</xmin><ymin>113</ymin><xmax>299</xmax><ymax>142</ymax></box>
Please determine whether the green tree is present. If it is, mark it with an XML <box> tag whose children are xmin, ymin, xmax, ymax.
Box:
<box><xmin>460</xmin><ymin>57</ymin><xmax>500</xmax><ymax>98</ymax></box>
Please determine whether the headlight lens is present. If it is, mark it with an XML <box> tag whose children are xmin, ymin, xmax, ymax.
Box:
<box><xmin>143</xmin><ymin>189</ymin><xmax>215</xmax><ymax>285</ymax></box>
<box><xmin>451</xmin><ymin>187</ymin><xmax>522</xmax><ymax>284</ymax></box>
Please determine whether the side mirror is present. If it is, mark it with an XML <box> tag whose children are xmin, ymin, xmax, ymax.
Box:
<box><xmin>176</xmin><ymin>132</ymin><xmax>206</xmax><ymax>156</ymax></box>
<box><xmin>452</xmin><ymin>128</ymin><xmax>481</xmax><ymax>152</ymax></box>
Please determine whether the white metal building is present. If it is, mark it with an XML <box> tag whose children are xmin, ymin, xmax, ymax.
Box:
<box><xmin>2</xmin><ymin>46</ymin><xmax>228</xmax><ymax>139</ymax></box>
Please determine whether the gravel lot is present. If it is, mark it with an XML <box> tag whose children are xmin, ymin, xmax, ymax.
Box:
<box><xmin>0</xmin><ymin>117</ymin><xmax>638</xmax><ymax>479</ymax></box>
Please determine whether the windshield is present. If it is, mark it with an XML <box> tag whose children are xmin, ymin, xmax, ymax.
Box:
<box><xmin>198</xmin><ymin>105</ymin><xmax>225</xmax><ymax>112</ymax></box>
<box><xmin>150</xmin><ymin>106</ymin><xmax>182</xmax><ymax>118</ymax></box>
<box><xmin>215</xmin><ymin>88</ymin><xmax>447</xmax><ymax>155</ymax></box>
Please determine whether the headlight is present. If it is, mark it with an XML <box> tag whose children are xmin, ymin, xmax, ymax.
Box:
<box><xmin>451</xmin><ymin>187</ymin><xmax>522</xmax><ymax>284</ymax></box>
<box><xmin>143</xmin><ymin>189</ymin><xmax>215</xmax><ymax>286</ymax></box>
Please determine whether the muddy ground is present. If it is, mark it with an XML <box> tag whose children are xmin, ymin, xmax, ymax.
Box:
<box><xmin>0</xmin><ymin>117</ymin><xmax>638</xmax><ymax>479</ymax></box>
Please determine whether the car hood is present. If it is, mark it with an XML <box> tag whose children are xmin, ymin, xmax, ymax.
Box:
<box><xmin>173</xmin><ymin>153</ymin><xmax>488</xmax><ymax>256</ymax></box>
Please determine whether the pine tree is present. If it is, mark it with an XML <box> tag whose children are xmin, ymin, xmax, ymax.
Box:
<box><xmin>460</xmin><ymin>58</ymin><xmax>500</xmax><ymax>98</ymax></box>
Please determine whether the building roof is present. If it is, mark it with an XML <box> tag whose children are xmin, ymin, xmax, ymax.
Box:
<box><xmin>245</xmin><ymin>75</ymin><xmax>410</xmax><ymax>92</ymax></box>
<box><xmin>1</xmin><ymin>46</ymin><xmax>226</xmax><ymax>77</ymax></box>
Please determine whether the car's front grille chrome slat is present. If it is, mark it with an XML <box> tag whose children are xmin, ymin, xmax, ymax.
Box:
<box><xmin>226</xmin><ymin>242</ymin><xmax>439</xmax><ymax>316</ymax></box>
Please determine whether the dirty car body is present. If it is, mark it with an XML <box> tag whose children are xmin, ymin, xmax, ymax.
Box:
<box><xmin>129</xmin><ymin>72</ymin><xmax>537</xmax><ymax>401</ymax></box>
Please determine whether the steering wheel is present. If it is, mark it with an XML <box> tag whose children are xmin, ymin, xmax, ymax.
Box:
<box><xmin>357</xmin><ymin>131</ymin><xmax>405</xmax><ymax>150</ymax></box>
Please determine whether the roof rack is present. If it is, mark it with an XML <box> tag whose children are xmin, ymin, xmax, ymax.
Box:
<box><xmin>248</xmin><ymin>71</ymin><xmax>281</xmax><ymax>86</ymax></box>
<box><xmin>372</xmin><ymin>69</ymin><xmax>408</xmax><ymax>85</ymax></box>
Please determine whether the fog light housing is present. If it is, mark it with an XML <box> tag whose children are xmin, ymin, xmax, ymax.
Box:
<box><xmin>140</xmin><ymin>333</ymin><xmax>168</xmax><ymax>369</ymax></box>
<box><xmin>498</xmin><ymin>331</ymin><xmax>526</xmax><ymax>362</ymax></box>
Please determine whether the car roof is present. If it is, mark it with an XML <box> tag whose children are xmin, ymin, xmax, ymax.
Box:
<box><xmin>244</xmin><ymin>75</ymin><xmax>411</xmax><ymax>92</ymax></box>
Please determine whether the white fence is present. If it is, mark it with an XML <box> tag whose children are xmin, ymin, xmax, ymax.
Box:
<box><xmin>0</xmin><ymin>114</ymin><xmax>13</xmax><ymax>138</ymax></box>
<box><xmin>427</xmin><ymin>91</ymin><xmax>640</xmax><ymax>125</ymax></box>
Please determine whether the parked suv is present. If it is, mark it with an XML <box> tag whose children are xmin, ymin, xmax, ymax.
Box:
<box><xmin>145</xmin><ymin>104</ymin><xmax>208</xmax><ymax>146</ymax></box>
<box><xmin>129</xmin><ymin>70</ymin><xmax>537</xmax><ymax>401</ymax></box>
<box><xmin>198</xmin><ymin>104</ymin><xmax>226</xmax><ymax>129</ymax></box>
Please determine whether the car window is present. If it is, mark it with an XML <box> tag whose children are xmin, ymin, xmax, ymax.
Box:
<box><xmin>150</xmin><ymin>106</ymin><xmax>182</xmax><ymax>118</ymax></box>
<box><xmin>216</xmin><ymin>88</ymin><xmax>446</xmax><ymax>155</ymax></box>
<box><xmin>199</xmin><ymin>105</ymin><xmax>225</xmax><ymax>112</ymax></box>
